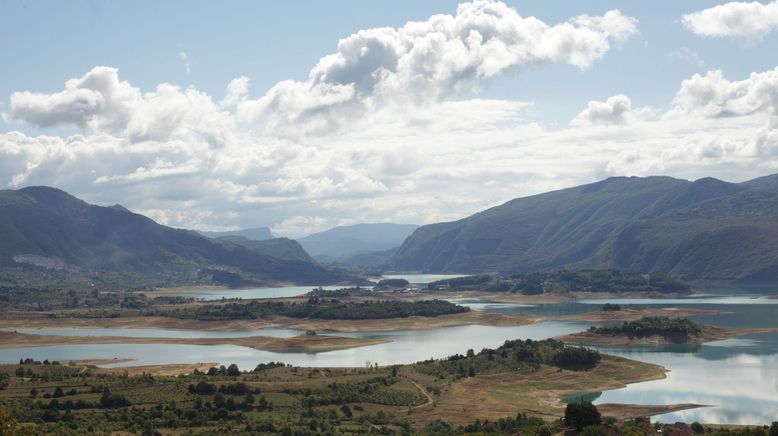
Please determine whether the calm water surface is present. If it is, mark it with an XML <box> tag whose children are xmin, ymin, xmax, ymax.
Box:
<box><xmin>2</xmin><ymin>281</ymin><xmax>776</xmax><ymax>424</ymax></box>
<box><xmin>0</xmin><ymin>322</ymin><xmax>585</xmax><ymax>368</ymax></box>
<box><xmin>164</xmin><ymin>285</ymin><xmax>343</xmax><ymax>300</ymax></box>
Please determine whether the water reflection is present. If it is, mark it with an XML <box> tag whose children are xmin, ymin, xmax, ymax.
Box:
<box><xmin>2</xmin><ymin>285</ymin><xmax>778</xmax><ymax>425</ymax></box>
<box><xmin>0</xmin><ymin>322</ymin><xmax>586</xmax><ymax>368</ymax></box>
<box><xmin>594</xmin><ymin>337</ymin><xmax>778</xmax><ymax>424</ymax></box>
<box><xmin>12</xmin><ymin>328</ymin><xmax>303</xmax><ymax>338</ymax></box>
<box><xmin>165</xmin><ymin>285</ymin><xmax>342</xmax><ymax>300</ymax></box>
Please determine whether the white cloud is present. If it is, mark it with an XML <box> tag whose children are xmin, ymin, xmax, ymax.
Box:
<box><xmin>571</xmin><ymin>94</ymin><xmax>633</xmax><ymax>126</ymax></box>
<box><xmin>682</xmin><ymin>1</ymin><xmax>778</xmax><ymax>39</ymax></box>
<box><xmin>3</xmin><ymin>66</ymin><xmax>234</xmax><ymax>147</ymax></box>
<box><xmin>671</xmin><ymin>67</ymin><xmax>778</xmax><ymax>117</ymax></box>
<box><xmin>4</xmin><ymin>66</ymin><xmax>139</xmax><ymax>131</ymax></box>
<box><xmin>220</xmin><ymin>76</ymin><xmax>249</xmax><ymax>108</ymax></box>
<box><xmin>237</xmin><ymin>1</ymin><xmax>637</xmax><ymax>137</ymax></box>
<box><xmin>4</xmin><ymin>2</ymin><xmax>778</xmax><ymax>237</ymax></box>
<box><xmin>179</xmin><ymin>51</ymin><xmax>192</xmax><ymax>74</ymax></box>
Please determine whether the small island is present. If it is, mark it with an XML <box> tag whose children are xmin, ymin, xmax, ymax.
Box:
<box><xmin>152</xmin><ymin>297</ymin><xmax>470</xmax><ymax>321</ymax></box>
<box><xmin>425</xmin><ymin>269</ymin><xmax>692</xmax><ymax>297</ymax></box>
<box><xmin>557</xmin><ymin>317</ymin><xmax>778</xmax><ymax>345</ymax></box>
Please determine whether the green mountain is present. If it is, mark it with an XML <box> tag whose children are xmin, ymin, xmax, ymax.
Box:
<box><xmin>0</xmin><ymin>187</ymin><xmax>349</xmax><ymax>285</ymax></box>
<box><xmin>739</xmin><ymin>173</ymin><xmax>778</xmax><ymax>192</ymax></box>
<box><xmin>386</xmin><ymin>175</ymin><xmax>778</xmax><ymax>281</ymax></box>
<box><xmin>297</xmin><ymin>223</ymin><xmax>418</xmax><ymax>262</ymax></box>
<box><xmin>214</xmin><ymin>236</ymin><xmax>313</xmax><ymax>263</ymax></box>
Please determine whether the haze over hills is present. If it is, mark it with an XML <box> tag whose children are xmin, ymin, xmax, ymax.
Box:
<box><xmin>0</xmin><ymin>187</ymin><xmax>350</xmax><ymax>286</ymax></box>
<box><xmin>214</xmin><ymin>235</ymin><xmax>313</xmax><ymax>263</ymax></box>
<box><xmin>386</xmin><ymin>175</ymin><xmax>778</xmax><ymax>281</ymax></box>
<box><xmin>199</xmin><ymin>227</ymin><xmax>275</xmax><ymax>241</ymax></box>
<box><xmin>297</xmin><ymin>223</ymin><xmax>419</xmax><ymax>262</ymax></box>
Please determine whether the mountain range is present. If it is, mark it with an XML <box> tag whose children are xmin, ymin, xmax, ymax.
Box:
<box><xmin>297</xmin><ymin>223</ymin><xmax>419</xmax><ymax>263</ymax></box>
<box><xmin>386</xmin><ymin>174</ymin><xmax>778</xmax><ymax>281</ymax></box>
<box><xmin>0</xmin><ymin>187</ymin><xmax>349</xmax><ymax>286</ymax></box>
<box><xmin>198</xmin><ymin>227</ymin><xmax>275</xmax><ymax>241</ymax></box>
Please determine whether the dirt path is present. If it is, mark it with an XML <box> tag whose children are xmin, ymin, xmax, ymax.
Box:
<box><xmin>408</xmin><ymin>378</ymin><xmax>434</xmax><ymax>409</ymax></box>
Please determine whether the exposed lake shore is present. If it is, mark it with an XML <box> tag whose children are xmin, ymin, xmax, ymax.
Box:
<box><xmin>556</xmin><ymin>325</ymin><xmax>778</xmax><ymax>346</ymax></box>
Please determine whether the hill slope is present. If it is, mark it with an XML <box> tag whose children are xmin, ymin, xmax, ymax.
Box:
<box><xmin>215</xmin><ymin>236</ymin><xmax>313</xmax><ymax>263</ymax></box>
<box><xmin>199</xmin><ymin>227</ymin><xmax>274</xmax><ymax>241</ymax></box>
<box><xmin>386</xmin><ymin>175</ymin><xmax>778</xmax><ymax>281</ymax></box>
<box><xmin>297</xmin><ymin>223</ymin><xmax>418</xmax><ymax>261</ymax></box>
<box><xmin>0</xmin><ymin>187</ymin><xmax>348</xmax><ymax>285</ymax></box>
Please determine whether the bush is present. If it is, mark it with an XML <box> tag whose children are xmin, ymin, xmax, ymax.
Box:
<box><xmin>564</xmin><ymin>401</ymin><xmax>602</xmax><ymax>431</ymax></box>
<box><xmin>553</xmin><ymin>347</ymin><xmax>601</xmax><ymax>370</ymax></box>
<box><xmin>227</xmin><ymin>364</ymin><xmax>241</xmax><ymax>376</ymax></box>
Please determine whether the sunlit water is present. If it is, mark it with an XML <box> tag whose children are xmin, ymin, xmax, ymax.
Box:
<box><xmin>2</xmin><ymin>279</ymin><xmax>777</xmax><ymax>424</ymax></box>
<box><xmin>381</xmin><ymin>273</ymin><xmax>469</xmax><ymax>284</ymax></box>
<box><xmin>12</xmin><ymin>328</ymin><xmax>304</xmax><ymax>338</ymax></box>
<box><xmin>160</xmin><ymin>273</ymin><xmax>470</xmax><ymax>300</ymax></box>
<box><xmin>162</xmin><ymin>285</ymin><xmax>343</xmax><ymax>300</ymax></box>
<box><xmin>0</xmin><ymin>322</ymin><xmax>586</xmax><ymax>368</ymax></box>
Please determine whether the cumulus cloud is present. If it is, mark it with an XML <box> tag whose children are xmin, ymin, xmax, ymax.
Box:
<box><xmin>571</xmin><ymin>94</ymin><xmax>632</xmax><ymax>126</ymax></box>
<box><xmin>3</xmin><ymin>66</ymin><xmax>234</xmax><ymax>146</ymax></box>
<box><xmin>682</xmin><ymin>1</ymin><xmax>778</xmax><ymax>39</ymax></box>
<box><xmin>672</xmin><ymin>67</ymin><xmax>778</xmax><ymax>117</ymax></box>
<box><xmin>4</xmin><ymin>2</ymin><xmax>778</xmax><ymax>237</ymax></box>
<box><xmin>4</xmin><ymin>66</ymin><xmax>139</xmax><ymax>131</ymax></box>
<box><xmin>237</xmin><ymin>0</ymin><xmax>637</xmax><ymax>137</ymax></box>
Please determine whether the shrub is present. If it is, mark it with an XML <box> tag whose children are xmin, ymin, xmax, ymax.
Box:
<box><xmin>564</xmin><ymin>401</ymin><xmax>602</xmax><ymax>431</ymax></box>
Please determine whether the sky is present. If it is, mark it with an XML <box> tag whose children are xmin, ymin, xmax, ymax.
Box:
<box><xmin>1</xmin><ymin>0</ymin><xmax>778</xmax><ymax>237</ymax></box>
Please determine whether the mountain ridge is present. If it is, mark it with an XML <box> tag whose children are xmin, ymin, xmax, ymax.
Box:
<box><xmin>0</xmin><ymin>186</ymin><xmax>350</xmax><ymax>286</ymax></box>
<box><xmin>386</xmin><ymin>174</ymin><xmax>778</xmax><ymax>281</ymax></box>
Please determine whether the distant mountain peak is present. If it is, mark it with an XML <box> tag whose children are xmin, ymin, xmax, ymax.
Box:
<box><xmin>199</xmin><ymin>227</ymin><xmax>275</xmax><ymax>241</ymax></box>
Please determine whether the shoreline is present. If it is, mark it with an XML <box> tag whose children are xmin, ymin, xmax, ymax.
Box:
<box><xmin>0</xmin><ymin>331</ymin><xmax>389</xmax><ymax>353</ymax></box>
<box><xmin>556</xmin><ymin>325</ymin><xmax>778</xmax><ymax>346</ymax></box>
<box><xmin>405</xmin><ymin>354</ymin><xmax>699</xmax><ymax>425</ymax></box>
<box><xmin>547</xmin><ymin>307</ymin><xmax>724</xmax><ymax>322</ymax></box>
<box><xmin>0</xmin><ymin>310</ymin><xmax>536</xmax><ymax>333</ymax></box>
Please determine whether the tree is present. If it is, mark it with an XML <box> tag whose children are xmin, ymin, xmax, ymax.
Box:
<box><xmin>564</xmin><ymin>401</ymin><xmax>602</xmax><ymax>431</ymax></box>
<box><xmin>226</xmin><ymin>364</ymin><xmax>241</xmax><ymax>377</ymax></box>
<box><xmin>244</xmin><ymin>393</ymin><xmax>255</xmax><ymax>407</ymax></box>
<box><xmin>14</xmin><ymin>367</ymin><xmax>24</xmax><ymax>377</ymax></box>
<box><xmin>0</xmin><ymin>374</ymin><xmax>9</xmax><ymax>390</ymax></box>
<box><xmin>770</xmin><ymin>422</ymin><xmax>778</xmax><ymax>436</ymax></box>
<box><xmin>214</xmin><ymin>393</ymin><xmax>226</xmax><ymax>409</ymax></box>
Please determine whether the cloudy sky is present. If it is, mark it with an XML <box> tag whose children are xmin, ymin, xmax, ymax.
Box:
<box><xmin>2</xmin><ymin>0</ymin><xmax>778</xmax><ymax>237</ymax></box>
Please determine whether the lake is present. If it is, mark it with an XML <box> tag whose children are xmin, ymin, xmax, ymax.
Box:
<box><xmin>160</xmin><ymin>273</ymin><xmax>471</xmax><ymax>300</ymax></box>
<box><xmin>2</xmin><ymin>283</ymin><xmax>777</xmax><ymax>424</ymax></box>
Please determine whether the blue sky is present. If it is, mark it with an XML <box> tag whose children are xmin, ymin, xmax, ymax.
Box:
<box><xmin>1</xmin><ymin>0</ymin><xmax>778</xmax><ymax>235</ymax></box>
<box><xmin>4</xmin><ymin>0</ymin><xmax>775</xmax><ymax>129</ymax></box>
